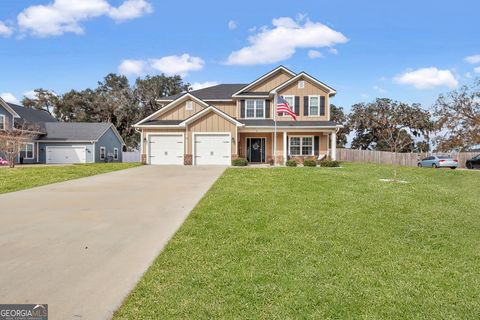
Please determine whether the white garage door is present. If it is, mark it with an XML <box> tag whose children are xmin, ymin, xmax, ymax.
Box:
<box><xmin>46</xmin><ymin>146</ymin><xmax>87</xmax><ymax>164</ymax></box>
<box><xmin>148</xmin><ymin>134</ymin><xmax>184</xmax><ymax>165</ymax></box>
<box><xmin>194</xmin><ymin>133</ymin><xmax>231</xmax><ymax>165</ymax></box>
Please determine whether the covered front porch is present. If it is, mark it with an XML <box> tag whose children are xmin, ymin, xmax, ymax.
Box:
<box><xmin>237</xmin><ymin>128</ymin><xmax>338</xmax><ymax>165</ymax></box>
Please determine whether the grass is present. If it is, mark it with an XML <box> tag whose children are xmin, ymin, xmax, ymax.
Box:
<box><xmin>0</xmin><ymin>163</ymin><xmax>140</xmax><ymax>194</ymax></box>
<box><xmin>114</xmin><ymin>163</ymin><xmax>480</xmax><ymax>319</ymax></box>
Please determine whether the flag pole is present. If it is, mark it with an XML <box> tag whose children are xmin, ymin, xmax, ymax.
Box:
<box><xmin>273</xmin><ymin>92</ymin><xmax>277</xmax><ymax>166</ymax></box>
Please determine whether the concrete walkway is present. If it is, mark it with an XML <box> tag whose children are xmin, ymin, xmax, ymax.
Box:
<box><xmin>0</xmin><ymin>165</ymin><xmax>225</xmax><ymax>319</ymax></box>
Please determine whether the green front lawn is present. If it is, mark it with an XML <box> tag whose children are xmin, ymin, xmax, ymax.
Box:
<box><xmin>114</xmin><ymin>164</ymin><xmax>480</xmax><ymax>319</ymax></box>
<box><xmin>0</xmin><ymin>163</ymin><xmax>140</xmax><ymax>194</ymax></box>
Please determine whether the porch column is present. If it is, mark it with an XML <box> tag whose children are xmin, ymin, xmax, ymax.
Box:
<box><xmin>283</xmin><ymin>129</ymin><xmax>287</xmax><ymax>165</ymax></box>
<box><xmin>331</xmin><ymin>131</ymin><xmax>337</xmax><ymax>161</ymax></box>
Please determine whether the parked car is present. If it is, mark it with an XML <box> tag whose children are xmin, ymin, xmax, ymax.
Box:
<box><xmin>418</xmin><ymin>155</ymin><xmax>458</xmax><ymax>169</ymax></box>
<box><xmin>466</xmin><ymin>154</ymin><xmax>480</xmax><ymax>169</ymax></box>
<box><xmin>0</xmin><ymin>157</ymin><xmax>8</xmax><ymax>166</ymax></box>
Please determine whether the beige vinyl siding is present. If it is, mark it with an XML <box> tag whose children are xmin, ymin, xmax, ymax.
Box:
<box><xmin>186</xmin><ymin>112</ymin><xmax>237</xmax><ymax>156</ymax></box>
<box><xmin>154</xmin><ymin>100</ymin><xmax>205</xmax><ymax>121</ymax></box>
<box><xmin>250</xmin><ymin>70</ymin><xmax>294</xmax><ymax>92</ymax></box>
<box><xmin>211</xmin><ymin>101</ymin><xmax>237</xmax><ymax>118</ymax></box>
<box><xmin>277</xmin><ymin>77</ymin><xmax>330</xmax><ymax>121</ymax></box>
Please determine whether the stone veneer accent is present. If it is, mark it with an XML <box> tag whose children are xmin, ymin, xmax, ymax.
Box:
<box><xmin>184</xmin><ymin>154</ymin><xmax>193</xmax><ymax>165</ymax></box>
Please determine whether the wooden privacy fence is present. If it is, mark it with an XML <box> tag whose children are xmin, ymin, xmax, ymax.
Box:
<box><xmin>336</xmin><ymin>149</ymin><xmax>478</xmax><ymax>168</ymax></box>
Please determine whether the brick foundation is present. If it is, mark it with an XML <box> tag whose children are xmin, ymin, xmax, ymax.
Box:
<box><xmin>184</xmin><ymin>154</ymin><xmax>193</xmax><ymax>165</ymax></box>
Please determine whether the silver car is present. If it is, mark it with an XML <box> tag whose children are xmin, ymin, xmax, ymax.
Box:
<box><xmin>418</xmin><ymin>155</ymin><xmax>459</xmax><ymax>169</ymax></box>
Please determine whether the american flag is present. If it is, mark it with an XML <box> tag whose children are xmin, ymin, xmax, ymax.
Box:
<box><xmin>276</xmin><ymin>96</ymin><xmax>297</xmax><ymax>120</ymax></box>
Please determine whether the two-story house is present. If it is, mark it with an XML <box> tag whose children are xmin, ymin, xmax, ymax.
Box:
<box><xmin>134</xmin><ymin>66</ymin><xmax>342</xmax><ymax>165</ymax></box>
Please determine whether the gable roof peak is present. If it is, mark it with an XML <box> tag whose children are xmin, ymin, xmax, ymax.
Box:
<box><xmin>232</xmin><ymin>65</ymin><xmax>296</xmax><ymax>97</ymax></box>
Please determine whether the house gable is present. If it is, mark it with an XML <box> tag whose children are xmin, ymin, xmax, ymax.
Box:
<box><xmin>232</xmin><ymin>66</ymin><xmax>296</xmax><ymax>97</ymax></box>
<box><xmin>155</xmin><ymin>99</ymin><xmax>206</xmax><ymax>121</ymax></box>
<box><xmin>135</xmin><ymin>93</ymin><xmax>210</xmax><ymax>126</ymax></box>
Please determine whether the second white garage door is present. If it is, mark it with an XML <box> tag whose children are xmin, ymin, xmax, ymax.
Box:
<box><xmin>46</xmin><ymin>146</ymin><xmax>87</xmax><ymax>164</ymax></box>
<box><xmin>194</xmin><ymin>133</ymin><xmax>231</xmax><ymax>165</ymax></box>
<box><xmin>148</xmin><ymin>134</ymin><xmax>184</xmax><ymax>165</ymax></box>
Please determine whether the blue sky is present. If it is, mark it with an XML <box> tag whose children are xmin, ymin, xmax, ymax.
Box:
<box><xmin>0</xmin><ymin>0</ymin><xmax>479</xmax><ymax>112</ymax></box>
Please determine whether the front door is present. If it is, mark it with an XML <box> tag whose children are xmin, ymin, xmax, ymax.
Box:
<box><xmin>247</xmin><ymin>138</ymin><xmax>265</xmax><ymax>163</ymax></box>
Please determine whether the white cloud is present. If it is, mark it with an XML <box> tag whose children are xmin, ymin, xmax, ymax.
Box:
<box><xmin>474</xmin><ymin>67</ymin><xmax>480</xmax><ymax>74</ymax></box>
<box><xmin>23</xmin><ymin>90</ymin><xmax>38</xmax><ymax>99</ymax></box>
<box><xmin>248</xmin><ymin>26</ymin><xmax>256</xmax><ymax>32</ymax></box>
<box><xmin>373</xmin><ymin>85</ymin><xmax>387</xmax><ymax>93</ymax></box>
<box><xmin>119</xmin><ymin>59</ymin><xmax>146</xmax><ymax>76</ymax></box>
<box><xmin>17</xmin><ymin>0</ymin><xmax>152</xmax><ymax>37</ymax></box>
<box><xmin>394</xmin><ymin>67</ymin><xmax>458</xmax><ymax>89</ymax></box>
<box><xmin>361</xmin><ymin>93</ymin><xmax>369</xmax><ymax>99</ymax></box>
<box><xmin>328</xmin><ymin>47</ymin><xmax>338</xmax><ymax>55</ymax></box>
<box><xmin>108</xmin><ymin>0</ymin><xmax>153</xmax><ymax>22</ymax></box>
<box><xmin>228</xmin><ymin>20</ymin><xmax>237</xmax><ymax>30</ymax></box>
<box><xmin>226</xmin><ymin>16</ymin><xmax>348</xmax><ymax>65</ymax></box>
<box><xmin>191</xmin><ymin>81</ymin><xmax>219</xmax><ymax>90</ymax></box>
<box><xmin>1</xmin><ymin>92</ymin><xmax>20</xmax><ymax>104</ymax></box>
<box><xmin>307</xmin><ymin>50</ymin><xmax>323</xmax><ymax>59</ymax></box>
<box><xmin>150</xmin><ymin>54</ymin><xmax>204</xmax><ymax>76</ymax></box>
<box><xmin>0</xmin><ymin>21</ymin><xmax>13</xmax><ymax>37</ymax></box>
<box><xmin>465</xmin><ymin>72</ymin><xmax>473</xmax><ymax>78</ymax></box>
<box><xmin>464</xmin><ymin>54</ymin><xmax>480</xmax><ymax>64</ymax></box>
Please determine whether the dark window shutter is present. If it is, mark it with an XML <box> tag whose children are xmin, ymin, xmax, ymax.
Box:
<box><xmin>265</xmin><ymin>100</ymin><xmax>270</xmax><ymax>118</ymax></box>
<box><xmin>294</xmin><ymin>96</ymin><xmax>300</xmax><ymax>115</ymax></box>
<box><xmin>314</xmin><ymin>136</ymin><xmax>320</xmax><ymax>156</ymax></box>
<box><xmin>240</xmin><ymin>100</ymin><xmax>245</xmax><ymax>118</ymax></box>
<box><xmin>303</xmin><ymin>96</ymin><xmax>309</xmax><ymax>116</ymax></box>
<box><xmin>320</xmin><ymin>96</ymin><xmax>326</xmax><ymax>116</ymax></box>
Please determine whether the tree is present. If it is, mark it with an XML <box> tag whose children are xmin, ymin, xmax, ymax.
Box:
<box><xmin>432</xmin><ymin>80</ymin><xmax>480</xmax><ymax>151</ymax></box>
<box><xmin>134</xmin><ymin>75</ymin><xmax>190</xmax><ymax>119</ymax></box>
<box><xmin>349</xmin><ymin>98</ymin><xmax>433</xmax><ymax>178</ymax></box>
<box><xmin>330</xmin><ymin>104</ymin><xmax>350</xmax><ymax>148</ymax></box>
<box><xmin>0</xmin><ymin>123</ymin><xmax>38</xmax><ymax>168</ymax></box>
<box><xmin>22</xmin><ymin>89</ymin><xmax>59</xmax><ymax>115</ymax></box>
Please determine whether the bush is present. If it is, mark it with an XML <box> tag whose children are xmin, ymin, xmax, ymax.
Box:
<box><xmin>303</xmin><ymin>159</ymin><xmax>317</xmax><ymax>167</ymax></box>
<box><xmin>268</xmin><ymin>159</ymin><xmax>275</xmax><ymax>166</ymax></box>
<box><xmin>320</xmin><ymin>160</ymin><xmax>341</xmax><ymax>167</ymax></box>
<box><xmin>286</xmin><ymin>159</ymin><xmax>297</xmax><ymax>167</ymax></box>
<box><xmin>232</xmin><ymin>158</ymin><xmax>248</xmax><ymax>166</ymax></box>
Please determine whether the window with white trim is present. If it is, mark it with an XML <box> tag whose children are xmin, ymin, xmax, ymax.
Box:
<box><xmin>298</xmin><ymin>80</ymin><xmax>305</xmax><ymax>89</ymax></box>
<box><xmin>185</xmin><ymin>100</ymin><xmax>193</xmax><ymax>111</ymax></box>
<box><xmin>309</xmin><ymin>96</ymin><xmax>320</xmax><ymax>116</ymax></box>
<box><xmin>113</xmin><ymin>148</ymin><xmax>119</xmax><ymax>160</ymax></box>
<box><xmin>245</xmin><ymin>99</ymin><xmax>265</xmax><ymax>118</ymax></box>
<box><xmin>289</xmin><ymin>136</ymin><xmax>313</xmax><ymax>156</ymax></box>
<box><xmin>100</xmin><ymin>147</ymin><xmax>106</xmax><ymax>160</ymax></box>
<box><xmin>21</xmin><ymin>143</ymin><xmax>34</xmax><ymax>159</ymax></box>
<box><xmin>0</xmin><ymin>115</ymin><xmax>5</xmax><ymax>130</ymax></box>
<box><xmin>280</xmin><ymin>95</ymin><xmax>295</xmax><ymax>116</ymax></box>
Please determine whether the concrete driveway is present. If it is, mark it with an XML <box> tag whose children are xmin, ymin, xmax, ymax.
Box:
<box><xmin>0</xmin><ymin>165</ymin><xmax>225</xmax><ymax>319</ymax></box>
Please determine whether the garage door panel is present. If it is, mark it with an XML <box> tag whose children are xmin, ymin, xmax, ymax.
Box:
<box><xmin>149</xmin><ymin>135</ymin><xmax>184</xmax><ymax>165</ymax></box>
<box><xmin>194</xmin><ymin>134</ymin><xmax>231</xmax><ymax>165</ymax></box>
<box><xmin>47</xmin><ymin>146</ymin><xmax>87</xmax><ymax>164</ymax></box>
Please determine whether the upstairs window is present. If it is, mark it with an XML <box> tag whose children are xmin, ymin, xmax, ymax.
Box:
<box><xmin>309</xmin><ymin>96</ymin><xmax>319</xmax><ymax>116</ymax></box>
<box><xmin>0</xmin><ymin>115</ymin><xmax>4</xmax><ymax>130</ymax></box>
<box><xmin>298</xmin><ymin>80</ymin><xmax>305</xmax><ymax>89</ymax></box>
<box><xmin>186</xmin><ymin>100</ymin><xmax>193</xmax><ymax>111</ymax></box>
<box><xmin>245</xmin><ymin>99</ymin><xmax>265</xmax><ymax>118</ymax></box>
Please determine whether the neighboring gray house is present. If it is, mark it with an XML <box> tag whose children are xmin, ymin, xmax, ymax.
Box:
<box><xmin>0</xmin><ymin>97</ymin><xmax>125</xmax><ymax>164</ymax></box>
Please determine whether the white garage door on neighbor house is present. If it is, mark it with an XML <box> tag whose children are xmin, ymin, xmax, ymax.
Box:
<box><xmin>148</xmin><ymin>134</ymin><xmax>184</xmax><ymax>165</ymax></box>
<box><xmin>46</xmin><ymin>146</ymin><xmax>87</xmax><ymax>164</ymax></box>
<box><xmin>194</xmin><ymin>133</ymin><xmax>231</xmax><ymax>165</ymax></box>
